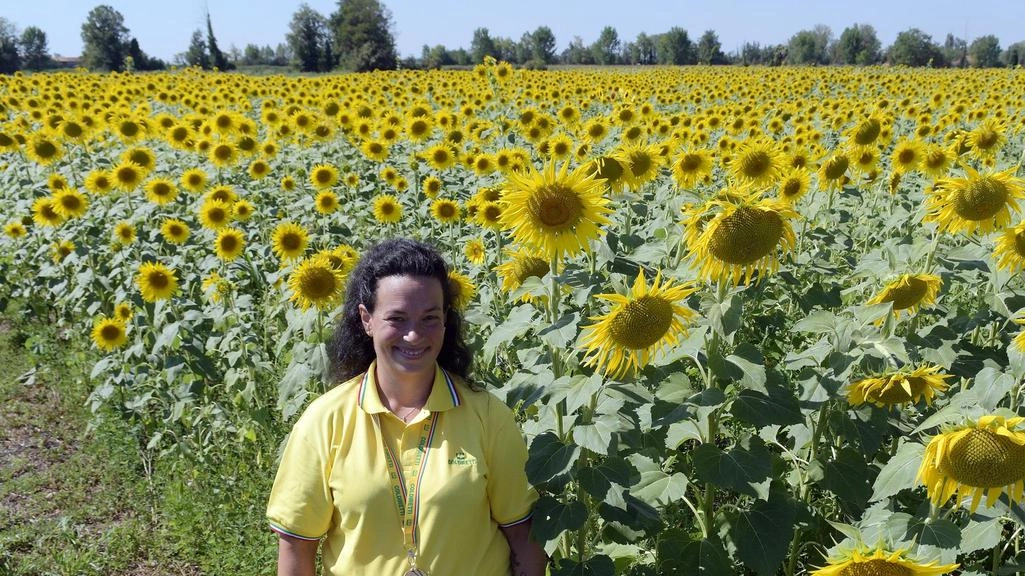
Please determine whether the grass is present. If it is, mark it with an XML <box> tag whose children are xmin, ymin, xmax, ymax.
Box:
<box><xmin>0</xmin><ymin>302</ymin><xmax>278</xmax><ymax>575</ymax></box>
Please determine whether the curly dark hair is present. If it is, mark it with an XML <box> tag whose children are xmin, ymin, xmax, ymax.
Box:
<box><xmin>327</xmin><ymin>238</ymin><xmax>472</xmax><ymax>383</ymax></box>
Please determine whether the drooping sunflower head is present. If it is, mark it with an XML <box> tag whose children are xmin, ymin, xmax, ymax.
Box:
<box><xmin>288</xmin><ymin>254</ymin><xmax>345</xmax><ymax>311</ymax></box>
<box><xmin>136</xmin><ymin>261</ymin><xmax>178</xmax><ymax>303</ymax></box>
<box><xmin>847</xmin><ymin>365</ymin><xmax>952</xmax><ymax>408</ymax></box>
<box><xmin>579</xmin><ymin>269</ymin><xmax>698</xmax><ymax>379</ymax></box>
<box><xmin>447</xmin><ymin>270</ymin><xmax>477</xmax><ymax>311</ymax></box>
<box><xmin>818</xmin><ymin>152</ymin><xmax>851</xmax><ymax>191</ymax></box>
<box><xmin>499</xmin><ymin>161</ymin><xmax>612</xmax><ymax>261</ymax></box>
<box><xmin>683</xmin><ymin>192</ymin><xmax>798</xmax><ymax>285</ymax></box>
<box><xmin>811</xmin><ymin>546</ymin><xmax>957</xmax><ymax>576</ymax></box>
<box><xmin>994</xmin><ymin>221</ymin><xmax>1025</xmax><ymax>273</ymax></box>
<box><xmin>918</xmin><ymin>414</ymin><xmax>1025</xmax><ymax>513</ymax></box>
<box><xmin>586</xmin><ymin>156</ymin><xmax>630</xmax><ymax>194</ymax></box>
<box><xmin>494</xmin><ymin>247</ymin><xmax>550</xmax><ymax>299</ymax></box>
<box><xmin>272</xmin><ymin>222</ymin><xmax>309</xmax><ymax>261</ymax></box>
<box><xmin>925</xmin><ymin>164</ymin><xmax>1025</xmax><ymax>235</ymax></box>
<box><xmin>867</xmin><ymin>273</ymin><xmax>942</xmax><ymax>318</ymax></box>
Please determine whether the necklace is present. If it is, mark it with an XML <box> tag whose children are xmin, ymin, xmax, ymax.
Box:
<box><xmin>398</xmin><ymin>405</ymin><xmax>420</xmax><ymax>423</ymax></box>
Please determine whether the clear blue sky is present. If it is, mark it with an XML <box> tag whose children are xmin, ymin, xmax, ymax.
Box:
<box><xmin>5</xmin><ymin>0</ymin><xmax>1025</xmax><ymax>61</ymax></box>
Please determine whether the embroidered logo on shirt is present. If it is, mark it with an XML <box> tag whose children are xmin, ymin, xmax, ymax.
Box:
<box><xmin>449</xmin><ymin>451</ymin><xmax>477</xmax><ymax>466</ymax></box>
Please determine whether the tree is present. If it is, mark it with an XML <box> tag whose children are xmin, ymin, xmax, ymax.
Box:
<box><xmin>529</xmin><ymin>26</ymin><xmax>556</xmax><ymax>64</ymax></box>
<box><xmin>787</xmin><ymin>25</ymin><xmax>831</xmax><ymax>65</ymax></box>
<box><xmin>19</xmin><ymin>26</ymin><xmax>49</xmax><ymax>70</ymax></box>
<box><xmin>631</xmin><ymin>32</ymin><xmax>657</xmax><ymax>65</ymax></box>
<box><xmin>125</xmin><ymin>37</ymin><xmax>164</xmax><ymax>70</ymax></box>
<box><xmin>242</xmin><ymin>43</ymin><xmax>263</xmax><ymax>65</ymax></box>
<box><xmin>184</xmin><ymin>29</ymin><xmax>209</xmax><ymax>69</ymax></box>
<box><xmin>81</xmin><ymin>5</ymin><xmax>130</xmax><ymax>71</ymax></box>
<box><xmin>1005</xmin><ymin>41</ymin><xmax>1025</xmax><ymax>67</ymax></box>
<box><xmin>329</xmin><ymin>0</ymin><xmax>397</xmax><ymax>71</ymax></box>
<box><xmin>287</xmin><ymin>3</ymin><xmax>334</xmax><ymax>72</ymax></box>
<box><xmin>696</xmin><ymin>29</ymin><xmax>726</xmax><ymax>64</ymax></box>
<box><xmin>591</xmin><ymin>26</ymin><xmax>620</xmax><ymax>65</ymax></box>
<box><xmin>888</xmin><ymin>28</ymin><xmax>944</xmax><ymax>67</ymax></box>
<box><xmin>206</xmin><ymin>14</ymin><xmax>232</xmax><ymax>70</ymax></box>
<box><xmin>969</xmin><ymin>35</ymin><xmax>1002</xmax><ymax>68</ymax></box>
<box><xmin>0</xmin><ymin>18</ymin><xmax>20</xmax><ymax>74</ymax></box>
<box><xmin>470</xmin><ymin>27</ymin><xmax>497</xmax><ymax>63</ymax></box>
<box><xmin>657</xmin><ymin>27</ymin><xmax>695</xmax><ymax>65</ymax></box>
<box><xmin>421</xmin><ymin>44</ymin><xmax>453</xmax><ymax>69</ymax></box>
<box><xmin>832</xmin><ymin>23</ymin><xmax>881</xmax><ymax>65</ymax></box>
<box><xmin>562</xmin><ymin>35</ymin><xmax>593</xmax><ymax>65</ymax></box>
<box><xmin>942</xmin><ymin>33</ymin><xmax>967</xmax><ymax>67</ymax></box>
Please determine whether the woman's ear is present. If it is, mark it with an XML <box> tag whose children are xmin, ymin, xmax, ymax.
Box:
<box><xmin>359</xmin><ymin>304</ymin><xmax>373</xmax><ymax>335</ymax></box>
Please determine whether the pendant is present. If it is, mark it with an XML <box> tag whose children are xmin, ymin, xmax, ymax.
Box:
<box><xmin>403</xmin><ymin>569</ymin><xmax>428</xmax><ymax>576</ymax></box>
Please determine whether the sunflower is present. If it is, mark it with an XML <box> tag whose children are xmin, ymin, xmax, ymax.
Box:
<box><xmin>422</xmin><ymin>175</ymin><xmax>443</xmax><ymax>199</ymax></box>
<box><xmin>51</xmin><ymin>239</ymin><xmax>75</xmax><ymax>263</ymax></box>
<box><xmin>474</xmin><ymin>201</ymin><xmax>504</xmax><ymax>230</ymax></box>
<box><xmin>811</xmin><ymin>547</ymin><xmax>957</xmax><ymax>576</ymax></box>
<box><xmin>198</xmin><ymin>200</ymin><xmax>233</xmax><ymax>230</ymax></box>
<box><xmin>777</xmin><ymin>167</ymin><xmax>812</xmax><ymax>203</ymax></box>
<box><xmin>288</xmin><ymin>254</ymin><xmax>345</xmax><ymax>311</ymax></box>
<box><xmin>579</xmin><ymin>270</ymin><xmax>697</xmax><ymax>379</ymax></box>
<box><xmin>271</xmin><ymin>222</ymin><xmax>309</xmax><ymax>261</ymax></box>
<box><xmin>4</xmin><ymin>221</ymin><xmax>27</xmax><ymax>239</ymax></box>
<box><xmin>495</xmin><ymin>248</ymin><xmax>550</xmax><ymax>297</ymax></box>
<box><xmin>924</xmin><ymin>164</ymin><xmax>1025</xmax><ymax>235</ymax></box>
<box><xmin>281</xmin><ymin>175</ymin><xmax>297</xmax><ymax>192</ymax></box>
<box><xmin>136</xmin><ymin>261</ymin><xmax>178</xmax><ymax>302</ymax></box>
<box><xmin>25</xmin><ymin>133</ymin><xmax>62</xmax><ymax>165</ymax></box>
<box><xmin>113</xmin><ymin>222</ymin><xmax>136</xmax><ymax>245</ymax></box>
<box><xmin>423</xmin><ymin>142</ymin><xmax>456</xmax><ymax>170</ymax></box>
<box><xmin>84</xmin><ymin>170</ymin><xmax>114</xmax><ymax>195</ymax></box>
<box><xmin>232</xmin><ymin>199</ymin><xmax>255</xmax><ymax>221</ymax></box>
<box><xmin>728</xmin><ymin>139</ymin><xmax>783</xmax><ymax>191</ymax></box>
<box><xmin>431</xmin><ymin>199</ymin><xmax>461</xmax><ymax>224</ymax></box>
<box><xmin>214</xmin><ymin>227</ymin><xmax>245</xmax><ymax>261</ymax></box>
<box><xmin>112</xmin><ymin>161</ymin><xmax>144</xmax><ymax>192</ymax></box>
<box><xmin>845</xmin><ymin>115</ymin><xmax>885</xmax><ymax>149</ymax></box>
<box><xmin>47</xmin><ymin>173</ymin><xmax>68</xmax><ymax>193</ymax></box>
<box><xmin>615</xmin><ymin>143</ymin><xmax>663</xmax><ymax>191</ymax></box>
<box><xmin>52</xmin><ymin>188</ymin><xmax>88</xmax><ymax>219</ymax></box>
<box><xmin>144</xmin><ymin>178</ymin><xmax>178</xmax><ymax>205</ymax></box>
<box><xmin>32</xmin><ymin>197</ymin><xmax>64</xmax><ymax>227</ymax></box>
<box><xmin>582</xmin><ymin>117</ymin><xmax>610</xmax><ymax>145</ymax></box>
<box><xmin>464</xmin><ymin>238</ymin><xmax>486</xmax><ymax>264</ymax></box>
<box><xmin>310</xmin><ymin>164</ymin><xmax>339</xmax><ymax>190</ymax></box>
<box><xmin>587</xmin><ymin>156</ymin><xmax>630</xmax><ymax>194</ymax></box>
<box><xmin>920</xmin><ymin>143</ymin><xmax>953</xmax><ymax>179</ymax></box>
<box><xmin>891</xmin><ymin>139</ymin><xmax>923</xmax><ymax>174</ymax></box>
<box><xmin>315</xmin><ymin>190</ymin><xmax>339</xmax><ymax>214</ymax></box>
<box><xmin>160</xmin><ymin>218</ymin><xmax>190</xmax><ymax>244</ymax></box>
<box><xmin>967</xmin><ymin>118</ymin><xmax>1005</xmax><ymax>160</ymax></box>
<box><xmin>121</xmin><ymin>146</ymin><xmax>156</xmax><ymax>174</ymax></box>
<box><xmin>918</xmin><ymin>415</ymin><xmax>1025</xmax><ymax>513</ymax></box>
<box><xmin>91</xmin><ymin>317</ymin><xmax>127</xmax><ymax>352</ymax></box>
<box><xmin>867</xmin><ymin>273</ymin><xmax>942</xmax><ymax>318</ymax></box>
<box><xmin>373</xmin><ymin>194</ymin><xmax>402</xmax><ymax>224</ymax></box>
<box><xmin>448</xmin><ymin>270</ymin><xmax>477</xmax><ymax>311</ymax></box>
<box><xmin>181</xmin><ymin>168</ymin><xmax>208</xmax><ymax>193</ymax></box>
<box><xmin>248</xmin><ymin>159</ymin><xmax>271</xmax><ymax>180</ymax></box>
<box><xmin>818</xmin><ymin>152</ymin><xmax>850</xmax><ymax>191</ymax></box>
<box><xmin>994</xmin><ymin>221</ymin><xmax>1025</xmax><ymax>273</ymax></box>
<box><xmin>671</xmin><ymin>149</ymin><xmax>714</xmax><ymax>190</ymax></box>
<box><xmin>847</xmin><ymin>365</ymin><xmax>952</xmax><ymax>408</ymax></box>
<box><xmin>499</xmin><ymin>161</ymin><xmax>612</xmax><ymax>260</ymax></box>
<box><xmin>361</xmin><ymin>139</ymin><xmax>390</xmax><ymax>162</ymax></box>
<box><xmin>683</xmin><ymin>193</ymin><xmax>798</xmax><ymax>285</ymax></box>
<box><xmin>209</xmin><ymin>142</ymin><xmax>237</xmax><ymax>168</ymax></box>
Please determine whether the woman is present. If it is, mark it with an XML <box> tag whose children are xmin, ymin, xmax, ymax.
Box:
<box><xmin>267</xmin><ymin>238</ymin><xmax>547</xmax><ymax>576</ymax></box>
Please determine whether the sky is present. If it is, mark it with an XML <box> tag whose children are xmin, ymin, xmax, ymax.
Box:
<box><xmin>4</xmin><ymin>0</ymin><xmax>1025</xmax><ymax>62</ymax></box>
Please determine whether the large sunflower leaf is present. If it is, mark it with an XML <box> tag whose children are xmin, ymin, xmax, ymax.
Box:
<box><xmin>692</xmin><ymin>436</ymin><xmax>772</xmax><ymax>500</ymax></box>
<box><xmin>870</xmin><ymin>440</ymin><xmax>925</xmax><ymax>502</ymax></box>
<box><xmin>526</xmin><ymin>431</ymin><xmax>580</xmax><ymax>485</ymax></box>
<box><xmin>817</xmin><ymin>446</ymin><xmax>874</xmax><ymax>508</ymax></box>
<box><xmin>532</xmin><ymin>494</ymin><xmax>588</xmax><ymax>542</ymax></box>
<box><xmin>724</xmin><ymin>485</ymin><xmax>796</xmax><ymax>576</ymax></box>
<box><xmin>730</xmin><ymin>380</ymin><xmax>803</xmax><ymax>427</ymax></box>
<box><xmin>657</xmin><ymin>529</ymin><xmax>734</xmax><ymax>576</ymax></box>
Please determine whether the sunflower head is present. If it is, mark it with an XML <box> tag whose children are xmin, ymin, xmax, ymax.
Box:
<box><xmin>372</xmin><ymin>194</ymin><xmax>402</xmax><ymax>224</ymax></box>
<box><xmin>92</xmin><ymin>316</ymin><xmax>127</xmax><ymax>352</ymax></box>
<box><xmin>272</xmin><ymin>222</ymin><xmax>309</xmax><ymax>261</ymax></box>
<box><xmin>580</xmin><ymin>270</ymin><xmax>697</xmax><ymax>378</ymax></box>
<box><xmin>867</xmin><ymin>273</ymin><xmax>942</xmax><ymax>318</ymax></box>
<box><xmin>918</xmin><ymin>415</ymin><xmax>1025</xmax><ymax>513</ymax></box>
<box><xmin>925</xmin><ymin>165</ymin><xmax>1025</xmax><ymax>235</ymax></box>
<box><xmin>431</xmin><ymin>199</ymin><xmax>461</xmax><ymax>224</ymax></box>
<box><xmin>728</xmin><ymin>139</ymin><xmax>783</xmax><ymax>191</ymax></box>
<box><xmin>811</xmin><ymin>546</ymin><xmax>957</xmax><ymax>576</ymax></box>
<box><xmin>214</xmin><ymin>227</ymin><xmax>245</xmax><ymax>261</ymax></box>
<box><xmin>136</xmin><ymin>261</ymin><xmax>178</xmax><ymax>302</ymax></box>
<box><xmin>847</xmin><ymin>365</ymin><xmax>951</xmax><ymax>408</ymax></box>
<box><xmin>447</xmin><ymin>271</ymin><xmax>477</xmax><ymax>311</ymax></box>
<box><xmin>288</xmin><ymin>254</ymin><xmax>345</xmax><ymax>311</ymax></box>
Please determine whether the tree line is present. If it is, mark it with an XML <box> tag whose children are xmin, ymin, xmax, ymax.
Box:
<box><xmin>2</xmin><ymin>0</ymin><xmax>1024</xmax><ymax>74</ymax></box>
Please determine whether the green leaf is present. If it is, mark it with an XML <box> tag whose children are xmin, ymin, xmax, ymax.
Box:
<box><xmin>692</xmin><ymin>437</ymin><xmax>772</xmax><ymax>499</ymax></box>
<box><xmin>551</xmin><ymin>555</ymin><xmax>616</xmax><ymax>576</ymax></box>
<box><xmin>526</xmin><ymin>432</ymin><xmax>580</xmax><ymax>485</ymax></box>
<box><xmin>906</xmin><ymin>517</ymin><xmax>960</xmax><ymax>550</ymax></box>
<box><xmin>974</xmin><ymin>367</ymin><xmax>1014</xmax><ymax>412</ymax></box>
<box><xmin>532</xmin><ymin>494</ymin><xmax>588</xmax><ymax>542</ymax></box>
<box><xmin>573</xmin><ymin>414</ymin><xmax>619</xmax><ymax>455</ymax></box>
<box><xmin>539</xmin><ymin>311</ymin><xmax>579</xmax><ymax>349</ymax></box>
<box><xmin>627</xmin><ymin>454</ymin><xmax>689</xmax><ymax>506</ymax></box>
<box><xmin>658</xmin><ymin>530</ymin><xmax>734</xmax><ymax>576</ymax></box>
<box><xmin>960</xmin><ymin>516</ymin><xmax>1002</xmax><ymax>555</ymax></box>
<box><xmin>792</xmin><ymin>311</ymin><xmax>837</xmax><ymax>333</ymax></box>
<box><xmin>817</xmin><ymin>447</ymin><xmax>874</xmax><ymax>508</ymax></box>
<box><xmin>725</xmin><ymin>343</ymin><xmax>766</xmax><ymax>392</ymax></box>
<box><xmin>870</xmin><ymin>440</ymin><xmax>925</xmax><ymax>502</ymax></box>
<box><xmin>725</xmin><ymin>486</ymin><xmax>796</xmax><ymax>576</ymax></box>
<box><xmin>483</xmin><ymin>304</ymin><xmax>537</xmax><ymax>355</ymax></box>
<box><xmin>730</xmin><ymin>381</ymin><xmax>803</xmax><ymax>427</ymax></box>
<box><xmin>578</xmin><ymin>456</ymin><xmax>639</xmax><ymax>500</ymax></box>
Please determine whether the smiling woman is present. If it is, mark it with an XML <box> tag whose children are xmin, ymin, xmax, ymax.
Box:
<box><xmin>267</xmin><ymin>238</ymin><xmax>547</xmax><ymax>576</ymax></box>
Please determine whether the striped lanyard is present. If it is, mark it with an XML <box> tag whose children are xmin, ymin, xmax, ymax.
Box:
<box><xmin>373</xmin><ymin>409</ymin><xmax>440</xmax><ymax>574</ymax></box>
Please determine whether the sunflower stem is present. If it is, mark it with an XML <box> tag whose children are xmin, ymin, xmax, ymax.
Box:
<box><xmin>700</xmin><ymin>411</ymin><xmax>719</xmax><ymax>538</ymax></box>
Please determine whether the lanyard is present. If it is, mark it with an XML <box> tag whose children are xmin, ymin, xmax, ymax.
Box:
<box><xmin>374</xmin><ymin>410</ymin><xmax>440</xmax><ymax>572</ymax></box>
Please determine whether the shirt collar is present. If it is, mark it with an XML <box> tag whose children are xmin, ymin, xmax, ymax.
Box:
<box><xmin>358</xmin><ymin>360</ymin><xmax>462</xmax><ymax>415</ymax></box>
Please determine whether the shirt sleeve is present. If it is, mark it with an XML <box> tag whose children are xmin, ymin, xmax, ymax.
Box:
<box><xmin>266</xmin><ymin>412</ymin><xmax>335</xmax><ymax>540</ymax></box>
<box><xmin>485</xmin><ymin>395</ymin><xmax>538</xmax><ymax>527</ymax></box>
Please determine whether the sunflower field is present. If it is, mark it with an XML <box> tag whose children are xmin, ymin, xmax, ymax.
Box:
<box><xmin>3</xmin><ymin>62</ymin><xmax>1025</xmax><ymax>575</ymax></box>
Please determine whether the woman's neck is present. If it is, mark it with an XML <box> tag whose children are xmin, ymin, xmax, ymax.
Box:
<box><xmin>374</xmin><ymin>365</ymin><xmax>433</xmax><ymax>412</ymax></box>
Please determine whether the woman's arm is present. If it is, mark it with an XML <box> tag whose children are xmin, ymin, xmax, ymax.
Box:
<box><xmin>277</xmin><ymin>533</ymin><xmax>319</xmax><ymax>576</ymax></box>
<box><xmin>500</xmin><ymin>520</ymin><xmax>547</xmax><ymax>576</ymax></box>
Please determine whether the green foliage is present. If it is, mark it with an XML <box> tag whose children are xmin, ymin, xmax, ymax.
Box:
<box><xmin>288</xmin><ymin>3</ymin><xmax>335</xmax><ymax>72</ymax></box>
<box><xmin>696</xmin><ymin>30</ymin><xmax>727</xmax><ymax>65</ymax></box>
<box><xmin>833</xmin><ymin>24</ymin><xmax>881</xmax><ymax>65</ymax></box>
<box><xmin>80</xmin><ymin>4</ymin><xmax>129</xmax><ymax>71</ymax></box>
<box><xmin>969</xmin><ymin>35</ymin><xmax>1002</xmax><ymax>68</ymax></box>
<box><xmin>591</xmin><ymin>26</ymin><xmax>620</xmax><ymax>65</ymax></box>
<box><xmin>0</xmin><ymin>17</ymin><xmax>21</xmax><ymax>74</ymax></box>
<box><xmin>18</xmin><ymin>26</ymin><xmax>49</xmax><ymax>71</ymax></box>
<box><xmin>786</xmin><ymin>26</ymin><xmax>832</xmax><ymax>65</ymax></box>
<box><xmin>888</xmin><ymin>28</ymin><xmax>945</xmax><ymax>67</ymax></box>
<box><xmin>329</xmin><ymin>0</ymin><xmax>397</xmax><ymax>72</ymax></box>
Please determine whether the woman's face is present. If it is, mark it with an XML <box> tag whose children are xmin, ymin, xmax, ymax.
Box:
<box><xmin>359</xmin><ymin>275</ymin><xmax>446</xmax><ymax>385</ymax></box>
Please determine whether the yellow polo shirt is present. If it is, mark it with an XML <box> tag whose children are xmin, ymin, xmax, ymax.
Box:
<box><xmin>267</xmin><ymin>361</ymin><xmax>537</xmax><ymax>575</ymax></box>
